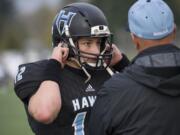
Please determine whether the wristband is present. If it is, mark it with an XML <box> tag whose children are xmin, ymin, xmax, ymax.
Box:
<box><xmin>113</xmin><ymin>53</ymin><xmax>130</xmax><ymax>72</ymax></box>
<box><xmin>42</xmin><ymin>59</ymin><xmax>62</xmax><ymax>84</ymax></box>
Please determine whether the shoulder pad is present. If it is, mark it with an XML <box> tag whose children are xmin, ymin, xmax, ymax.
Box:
<box><xmin>14</xmin><ymin>60</ymin><xmax>48</xmax><ymax>101</ymax></box>
<box><xmin>15</xmin><ymin>60</ymin><xmax>48</xmax><ymax>84</ymax></box>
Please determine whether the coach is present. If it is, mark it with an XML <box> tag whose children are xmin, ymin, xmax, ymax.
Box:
<box><xmin>89</xmin><ymin>0</ymin><xmax>180</xmax><ymax>135</ymax></box>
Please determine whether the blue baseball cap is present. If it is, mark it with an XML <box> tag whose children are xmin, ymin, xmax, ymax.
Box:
<box><xmin>128</xmin><ymin>0</ymin><xmax>175</xmax><ymax>39</ymax></box>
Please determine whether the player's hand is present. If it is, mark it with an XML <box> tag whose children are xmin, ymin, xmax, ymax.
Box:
<box><xmin>51</xmin><ymin>42</ymin><xmax>69</xmax><ymax>68</ymax></box>
<box><xmin>110</xmin><ymin>44</ymin><xmax>123</xmax><ymax>66</ymax></box>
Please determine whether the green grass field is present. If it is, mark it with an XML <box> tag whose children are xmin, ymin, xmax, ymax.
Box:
<box><xmin>0</xmin><ymin>86</ymin><xmax>33</xmax><ymax>135</ymax></box>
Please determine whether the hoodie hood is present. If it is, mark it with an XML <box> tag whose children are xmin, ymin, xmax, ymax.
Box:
<box><xmin>124</xmin><ymin>44</ymin><xmax>180</xmax><ymax>97</ymax></box>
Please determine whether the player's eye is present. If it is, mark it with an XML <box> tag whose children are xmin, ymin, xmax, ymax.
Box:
<box><xmin>83</xmin><ymin>41</ymin><xmax>91</xmax><ymax>47</ymax></box>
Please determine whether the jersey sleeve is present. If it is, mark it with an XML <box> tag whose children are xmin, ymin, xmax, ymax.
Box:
<box><xmin>14</xmin><ymin>60</ymin><xmax>48</xmax><ymax>103</ymax></box>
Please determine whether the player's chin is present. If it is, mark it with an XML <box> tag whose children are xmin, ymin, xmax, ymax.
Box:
<box><xmin>83</xmin><ymin>57</ymin><xmax>97</xmax><ymax>63</ymax></box>
<box><xmin>89</xmin><ymin>57</ymin><xmax>99</xmax><ymax>63</ymax></box>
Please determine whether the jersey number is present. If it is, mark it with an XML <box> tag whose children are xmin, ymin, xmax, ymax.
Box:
<box><xmin>16</xmin><ymin>66</ymin><xmax>26</xmax><ymax>82</ymax></box>
<box><xmin>72</xmin><ymin>112</ymin><xmax>87</xmax><ymax>135</ymax></box>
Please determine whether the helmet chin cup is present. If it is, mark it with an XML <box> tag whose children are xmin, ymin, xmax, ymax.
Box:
<box><xmin>76</xmin><ymin>44</ymin><xmax>113</xmax><ymax>70</ymax></box>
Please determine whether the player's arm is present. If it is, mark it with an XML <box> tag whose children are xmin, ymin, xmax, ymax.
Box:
<box><xmin>28</xmin><ymin>43</ymin><xmax>69</xmax><ymax>124</ymax></box>
<box><xmin>28</xmin><ymin>80</ymin><xmax>61</xmax><ymax>124</ymax></box>
<box><xmin>14</xmin><ymin>60</ymin><xmax>62</xmax><ymax>124</ymax></box>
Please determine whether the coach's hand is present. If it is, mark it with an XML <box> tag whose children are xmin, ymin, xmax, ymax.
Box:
<box><xmin>51</xmin><ymin>42</ymin><xmax>69</xmax><ymax>68</ymax></box>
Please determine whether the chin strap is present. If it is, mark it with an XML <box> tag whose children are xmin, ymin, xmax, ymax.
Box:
<box><xmin>69</xmin><ymin>58</ymin><xmax>91</xmax><ymax>83</ymax></box>
<box><xmin>101</xmin><ymin>47</ymin><xmax>114</xmax><ymax>76</ymax></box>
<box><xmin>81</xmin><ymin>66</ymin><xmax>91</xmax><ymax>83</ymax></box>
<box><xmin>69</xmin><ymin>57</ymin><xmax>114</xmax><ymax>83</ymax></box>
<box><xmin>106</xmin><ymin>66</ymin><xmax>114</xmax><ymax>76</ymax></box>
<box><xmin>102</xmin><ymin>62</ymin><xmax>114</xmax><ymax>76</ymax></box>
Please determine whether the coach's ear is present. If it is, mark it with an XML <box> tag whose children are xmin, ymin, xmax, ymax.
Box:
<box><xmin>130</xmin><ymin>33</ymin><xmax>137</xmax><ymax>46</ymax></box>
<box><xmin>130</xmin><ymin>33</ymin><xmax>141</xmax><ymax>51</ymax></box>
<box><xmin>130</xmin><ymin>33</ymin><xmax>135</xmax><ymax>40</ymax></box>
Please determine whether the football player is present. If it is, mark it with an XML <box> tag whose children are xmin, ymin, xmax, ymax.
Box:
<box><xmin>14</xmin><ymin>2</ymin><xmax>129</xmax><ymax>135</ymax></box>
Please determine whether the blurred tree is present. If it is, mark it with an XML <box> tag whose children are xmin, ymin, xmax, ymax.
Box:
<box><xmin>0</xmin><ymin>0</ymin><xmax>27</xmax><ymax>50</ymax></box>
<box><xmin>166</xmin><ymin>0</ymin><xmax>180</xmax><ymax>25</ymax></box>
<box><xmin>0</xmin><ymin>20</ymin><xmax>27</xmax><ymax>50</ymax></box>
<box><xmin>91</xmin><ymin>0</ymin><xmax>180</xmax><ymax>30</ymax></box>
<box><xmin>23</xmin><ymin>0</ymin><xmax>90</xmax><ymax>48</ymax></box>
<box><xmin>62</xmin><ymin>0</ymin><xmax>89</xmax><ymax>5</ymax></box>
<box><xmin>21</xmin><ymin>6</ymin><xmax>57</xmax><ymax>48</ymax></box>
<box><xmin>91</xmin><ymin>0</ymin><xmax>133</xmax><ymax>32</ymax></box>
<box><xmin>0</xmin><ymin>0</ymin><xmax>14</xmax><ymax>30</ymax></box>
